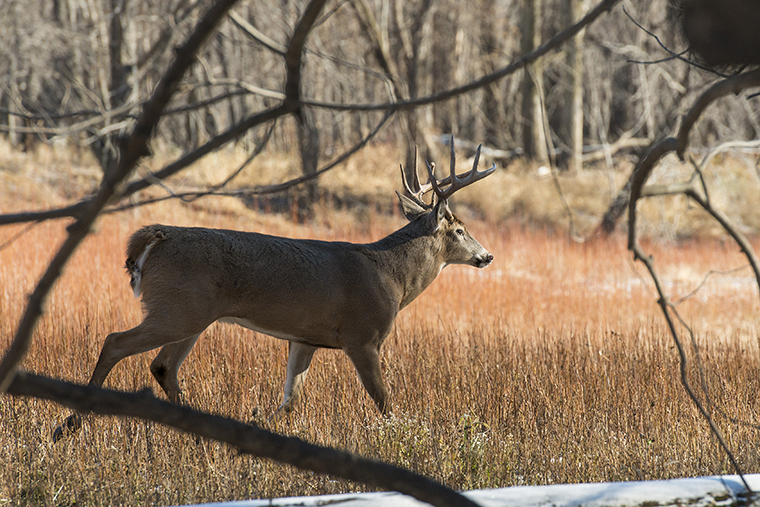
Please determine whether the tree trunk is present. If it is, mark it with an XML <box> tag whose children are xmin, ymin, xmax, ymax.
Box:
<box><xmin>561</xmin><ymin>0</ymin><xmax>584</xmax><ymax>172</ymax></box>
<box><xmin>296</xmin><ymin>107</ymin><xmax>320</xmax><ymax>217</ymax></box>
<box><xmin>481</xmin><ymin>0</ymin><xmax>501</xmax><ymax>148</ymax></box>
<box><xmin>520</xmin><ymin>0</ymin><xmax>548</xmax><ymax>163</ymax></box>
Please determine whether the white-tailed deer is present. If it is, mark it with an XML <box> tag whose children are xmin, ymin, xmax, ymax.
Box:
<box><xmin>53</xmin><ymin>140</ymin><xmax>495</xmax><ymax>441</ymax></box>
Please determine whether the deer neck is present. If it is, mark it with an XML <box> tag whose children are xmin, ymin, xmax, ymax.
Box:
<box><xmin>368</xmin><ymin>223</ymin><xmax>445</xmax><ymax>310</ymax></box>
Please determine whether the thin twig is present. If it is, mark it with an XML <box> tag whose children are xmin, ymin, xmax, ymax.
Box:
<box><xmin>531</xmin><ymin>64</ymin><xmax>582</xmax><ymax>242</ymax></box>
<box><xmin>0</xmin><ymin>222</ymin><xmax>40</xmax><ymax>254</ymax></box>
<box><xmin>673</xmin><ymin>266</ymin><xmax>750</xmax><ymax>305</ymax></box>
<box><xmin>622</xmin><ymin>6</ymin><xmax>727</xmax><ymax>77</ymax></box>
<box><xmin>111</xmin><ymin>109</ymin><xmax>394</xmax><ymax>213</ymax></box>
<box><xmin>630</xmin><ymin>244</ymin><xmax>751</xmax><ymax>494</ymax></box>
<box><xmin>684</xmin><ymin>189</ymin><xmax>760</xmax><ymax>304</ymax></box>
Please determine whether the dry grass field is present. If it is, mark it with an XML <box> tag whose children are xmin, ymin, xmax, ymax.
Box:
<box><xmin>2</xmin><ymin>141</ymin><xmax>760</xmax><ymax>506</ymax></box>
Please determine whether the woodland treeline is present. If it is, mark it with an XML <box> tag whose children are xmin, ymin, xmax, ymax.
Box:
<box><xmin>1</xmin><ymin>0</ymin><xmax>757</xmax><ymax>181</ymax></box>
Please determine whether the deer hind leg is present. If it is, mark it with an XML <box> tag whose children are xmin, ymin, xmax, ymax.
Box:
<box><xmin>54</xmin><ymin>322</ymin><xmax>204</xmax><ymax>443</ymax></box>
<box><xmin>150</xmin><ymin>334</ymin><xmax>201</xmax><ymax>403</ymax></box>
<box><xmin>344</xmin><ymin>343</ymin><xmax>390</xmax><ymax>415</ymax></box>
<box><xmin>273</xmin><ymin>342</ymin><xmax>318</xmax><ymax>417</ymax></box>
<box><xmin>88</xmin><ymin>317</ymin><xmax>209</xmax><ymax>391</ymax></box>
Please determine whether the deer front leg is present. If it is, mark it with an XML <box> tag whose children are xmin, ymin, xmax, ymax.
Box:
<box><xmin>273</xmin><ymin>342</ymin><xmax>318</xmax><ymax>417</ymax></box>
<box><xmin>344</xmin><ymin>343</ymin><xmax>390</xmax><ymax>415</ymax></box>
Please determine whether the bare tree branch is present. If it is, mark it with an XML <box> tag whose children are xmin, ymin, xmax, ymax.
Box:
<box><xmin>676</xmin><ymin>69</ymin><xmax>760</xmax><ymax>158</ymax></box>
<box><xmin>301</xmin><ymin>0</ymin><xmax>622</xmax><ymax>112</ymax></box>
<box><xmin>201</xmin><ymin>78</ymin><xmax>286</xmax><ymax>100</ymax></box>
<box><xmin>0</xmin><ymin>221</ymin><xmax>39</xmax><ymax>253</ymax></box>
<box><xmin>284</xmin><ymin>0</ymin><xmax>329</xmax><ymax>104</ymax></box>
<box><xmin>229</xmin><ymin>9</ymin><xmax>287</xmax><ymax>55</ymax></box>
<box><xmin>628</xmin><ymin>244</ymin><xmax>752</xmax><ymax>494</ymax></box>
<box><xmin>622</xmin><ymin>6</ymin><xmax>727</xmax><ymax>77</ymax></box>
<box><xmin>672</xmin><ymin>266</ymin><xmax>749</xmax><ymax>306</ymax></box>
<box><xmin>683</xmin><ymin>189</ymin><xmax>760</xmax><ymax>301</ymax></box>
<box><xmin>625</xmin><ymin>136</ymin><xmax>678</xmax><ymax>246</ymax></box>
<box><xmin>581</xmin><ymin>136</ymin><xmax>652</xmax><ymax>163</ymax></box>
<box><xmin>639</xmin><ymin>178</ymin><xmax>760</xmax><ymax>302</ymax></box>
<box><xmin>110</xmin><ymin>109</ymin><xmax>394</xmax><ymax>212</ymax></box>
<box><xmin>600</xmin><ymin>68</ymin><xmax>760</xmax><ymax>237</ymax></box>
<box><xmin>0</xmin><ymin>100</ymin><xmax>136</xmax><ymax>136</ymax></box>
<box><xmin>7</xmin><ymin>372</ymin><xmax>480</xmax><ymax>507</ymax></box>
<box><xmin>124</xmin><ymin>104</ymin><xmax>292</xmax><ymax>198</ymax></box>
<box><xmin>623</xmin><ymin>68</ymin><xmax>760</xmax><ymax>494</ymax></box>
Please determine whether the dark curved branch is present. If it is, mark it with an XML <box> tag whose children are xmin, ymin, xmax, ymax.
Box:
<box><xmin>7</xmin><ymin>372</ymin><xmax>479</xmax><ymax>507</ymax></box>
<box><xmin>676</xmin><ymin>69</ymin><xmax>760</xmax><ymax>158</ymax></box>
<box><xmin>284</xmin><ymin>0</ymin><xmax>329</xmax><ymax>103</ymax></box>
<box><xmin>625</xmin><ymin>136</ymin><xmax>677</xmax><ymax>248</ymax></box>
<box><xmin>0</xmin><ymin>203</ymin><xmax>87</xmax><ymax>226</ymax></box>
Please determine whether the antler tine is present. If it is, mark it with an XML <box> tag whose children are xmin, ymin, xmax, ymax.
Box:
<box><xmin>424</xmin><ymin>159</ymin><xmax>437</xmax><ymax>200</ymax></box>
<box><xmin>411</xmin><ymin>145</ymin><xmax>422</xmax><ymax>192</ymax></box>
<box><xmin>400</xmin><ymin>145</ymin><xmax>434</xmax><ymax>209</ymax></box>
<box><xmin>427</xmin><ymin>138</ymin><xmax>497</xmax><ymax>202</ymax></box>
<box><xmin>449</xmin><ymin>134</ymin><xmax>456</xmax><ymax>187</ymax></box>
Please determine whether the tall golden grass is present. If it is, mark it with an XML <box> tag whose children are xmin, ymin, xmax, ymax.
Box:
<box><xmin>2</xmin><ymin>143</ymin><xmax>760</xmax><ymax>505</ymax></box>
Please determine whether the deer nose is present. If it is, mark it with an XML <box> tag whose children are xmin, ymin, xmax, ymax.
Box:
<box><xmin>477</xmin><ymin>252</ymin><xmax>494</xmax><ymax>268</ymax></box>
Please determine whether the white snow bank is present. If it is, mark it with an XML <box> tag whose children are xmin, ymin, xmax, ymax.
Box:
<box><xmin>190</xmin><ymin>474</ymin><xmax>759</xmax><ymax>507</ymax></box>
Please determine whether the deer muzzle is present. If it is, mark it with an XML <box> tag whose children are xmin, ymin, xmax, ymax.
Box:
<box><xmin>475</xmin><ymin>252</ymin><xmax>494</xmax><ymax>268</ymax></box>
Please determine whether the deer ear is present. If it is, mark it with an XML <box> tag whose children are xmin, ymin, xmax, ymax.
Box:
<box><xmin>396</xmin><ymin>191</ymin><xmax>428</xmax><ymax>221</ymax></box>
<box><xmin>433</xmin><ymin>199</ymin><xmax>450</xmax><ymax>230</ymax></box>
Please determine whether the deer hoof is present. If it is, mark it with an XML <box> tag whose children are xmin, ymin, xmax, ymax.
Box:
<box><xmin>52</xmin><ymin>413</ymin><xmax>82</xmax><ymax>443</ymax></box>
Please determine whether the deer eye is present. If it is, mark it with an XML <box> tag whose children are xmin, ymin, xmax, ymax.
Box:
<box><xmin>455</xmin><ymin>228</ymin><xmax>465</xmax><ymax>236</ymax></box>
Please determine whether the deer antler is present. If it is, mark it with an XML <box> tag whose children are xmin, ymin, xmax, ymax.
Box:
<box><xmin>424</xmin><ymin>135</ymin><xmax>496</xmax><ymax>202</ymax></box>
<box><xmin>399</xmin><ymin>145</ymin><xmax>434</xmax><ymax>209</ymax></box>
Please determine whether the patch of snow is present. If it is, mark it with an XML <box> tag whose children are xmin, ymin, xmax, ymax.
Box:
<box><xmin>187</xmin><ymin>474</ymin><xmax>758</xmax><ymax>507</ymax></box>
